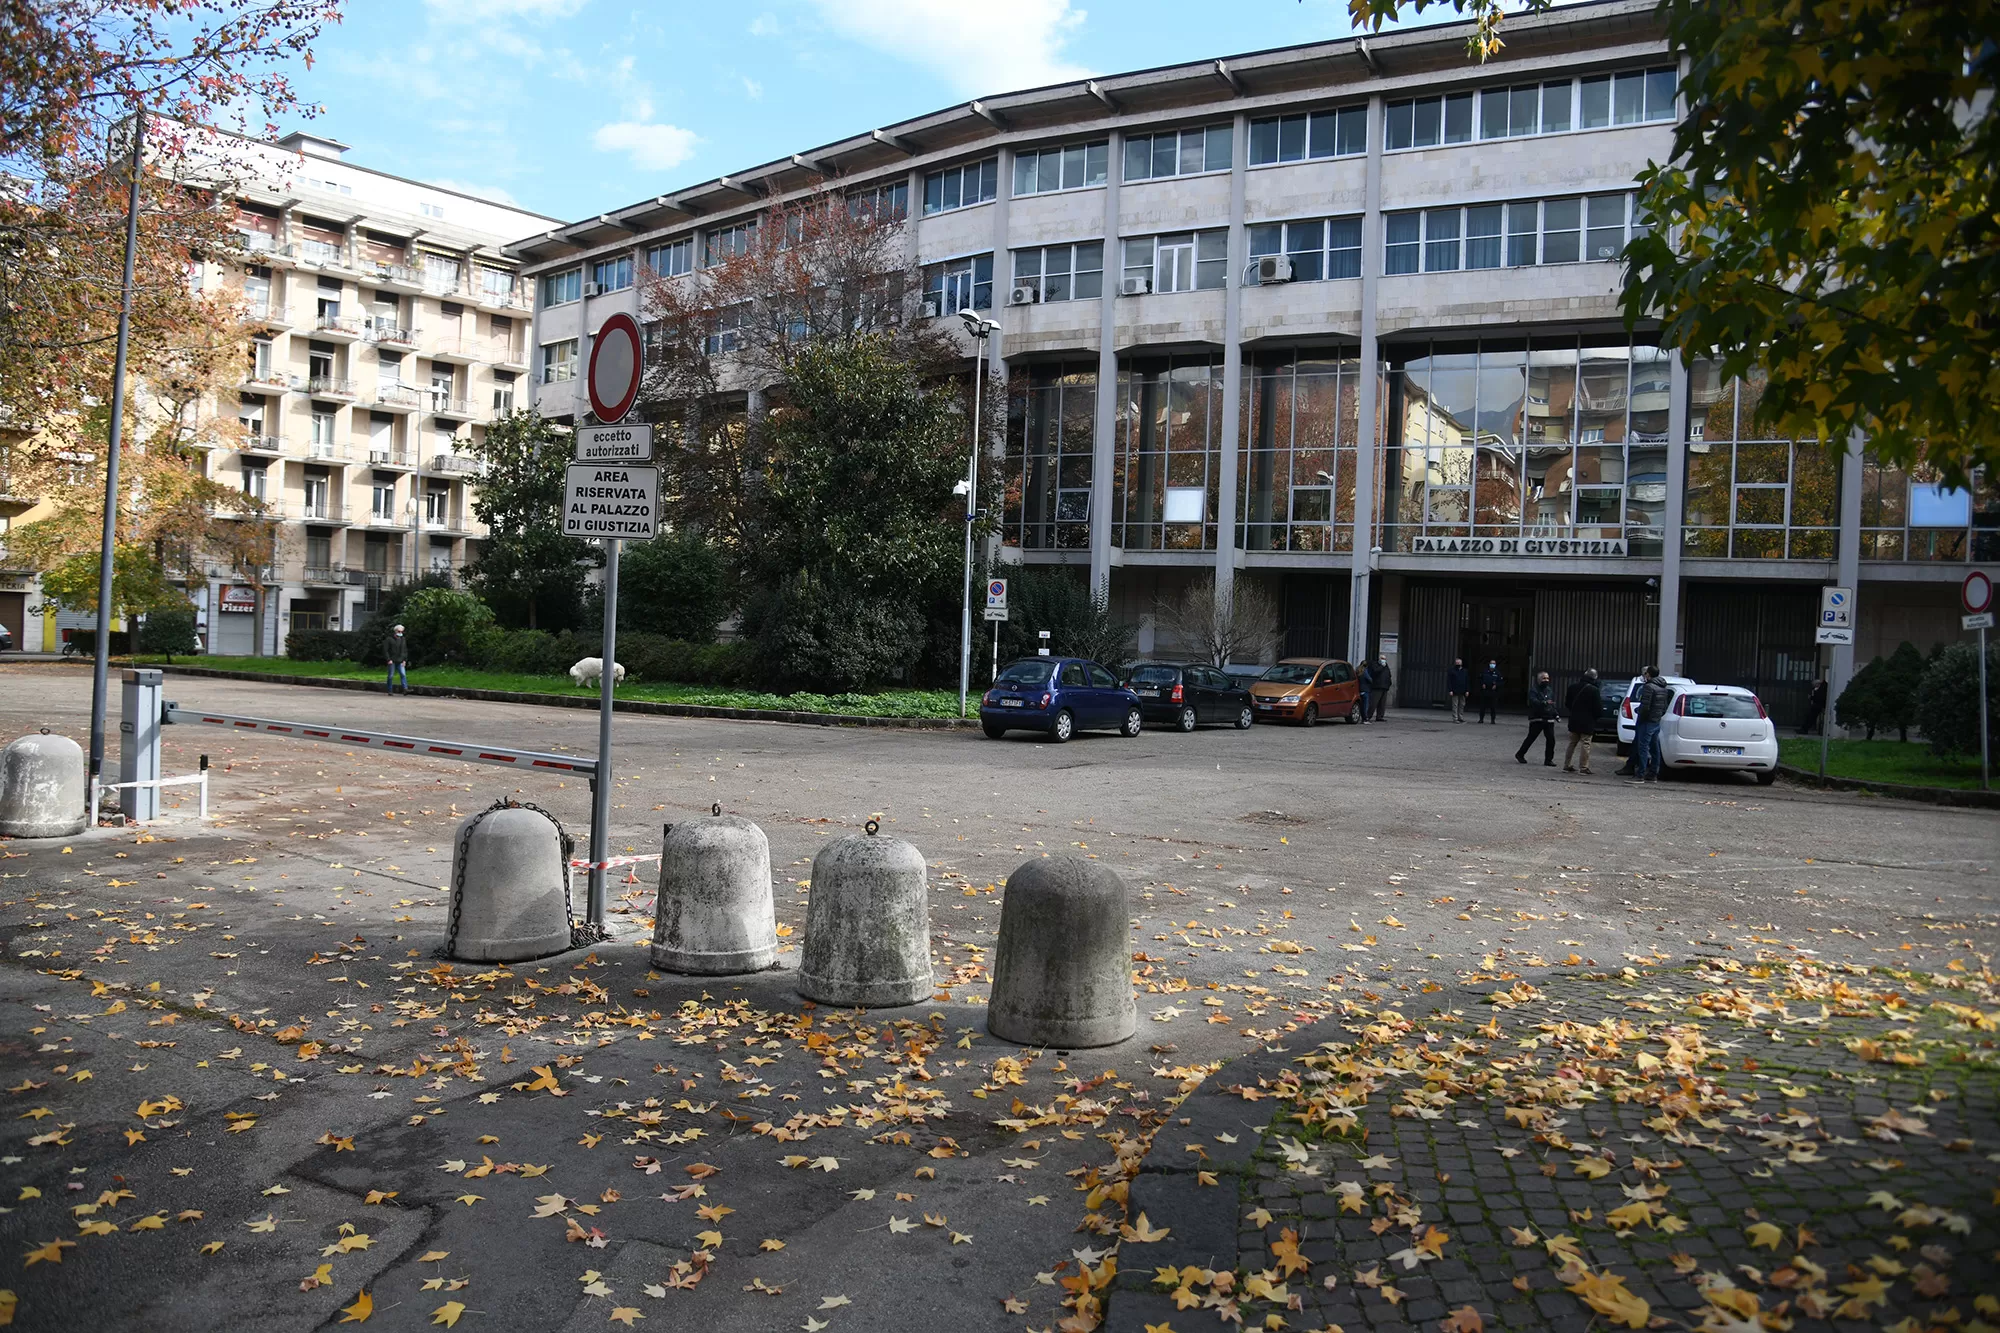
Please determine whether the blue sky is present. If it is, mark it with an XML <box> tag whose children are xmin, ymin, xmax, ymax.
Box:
<box><xmin>285</xmin><ymin>0</ymin><xmax>1416</xmax><ymax>225</ymax></box>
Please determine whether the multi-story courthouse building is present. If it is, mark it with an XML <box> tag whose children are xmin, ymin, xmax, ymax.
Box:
<box><xmin>511</xmin><ymin>0</ymin><xmax>1992</xmax><ymax>717</ymax></box>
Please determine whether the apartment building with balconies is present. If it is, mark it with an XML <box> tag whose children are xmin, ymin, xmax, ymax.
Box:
<box><xmin>510</xmin><ymin>0</ymin><xmax>1994</xmax><ymax>721</ymax></box>
<box><xmin>185</xmin><ymin>129</ymin><xmax>556</xmax><ymax>652</ymax></box>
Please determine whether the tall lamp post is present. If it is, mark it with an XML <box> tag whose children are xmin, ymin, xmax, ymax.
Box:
<box><xmin>957</xmin><ymin>310</ymin><xmax>1000</xmax><ymax>719</ymax></box>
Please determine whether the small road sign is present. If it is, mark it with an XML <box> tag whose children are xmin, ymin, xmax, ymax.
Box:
<box><xmin>985</xmin><ymin>578</ymin><xmax>1007</xmax><ymax>611</ymax></box>
<box><xmin>1816</xmin><ymin>584</ymin><xmax>1853</xmax><ymax>644</ymax></box>
<box><xmin>576</xmin><ymin>423</ymin><xmax>653</xmax><ymax>464</ymax></box>
<box><xmin>1966</xmin><ymin>612</ymin><xmax>1996</xmax><ymax>631</ymax></box>
<box><xmin>564</xmin><ymin>462</ymin><xmax>659</xmax><ymax>540</ymax></box>
<box><xmin>1963</xmin><ymin>569</ymin><xmax>1993</xmax><ymax>615</ymax></box>
<box><xmin>586</xmin><ymin>312</ymin><xmax>643</xmax><ymax>424</ymax></box>
<box><xmin>983</xmin><ymin>607</ymin><xmax>1008</xmax><ymax>621</ymax></box>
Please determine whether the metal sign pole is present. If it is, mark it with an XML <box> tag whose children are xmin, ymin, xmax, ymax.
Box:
<box><xmin>1981</xmin><ymin>624</ymin><xmax>1990</xmax><ymax>793</ymax></box>
<box><xmin>1818</xmin><ymin>682</ymin><xmax>1829</xmax><ymax>783</ymax></box>
<box><xmin>588</xmin><ymin>537</ymin><xmax>620</xmax><ymax>929</ymax></box>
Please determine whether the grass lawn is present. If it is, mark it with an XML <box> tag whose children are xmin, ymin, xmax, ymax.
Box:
<box><xmin>1777</xmin><ymin>736</ymin><xmax>1988</xmax><ymax>791</ymax></box>
<box><xmin>134</xmin><ymin>655</ymin><xmax>964</xmax><ymax>720</ymax></box>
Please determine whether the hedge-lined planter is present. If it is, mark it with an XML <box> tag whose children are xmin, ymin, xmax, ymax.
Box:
<box><xmin>1777</xmin><ymin>763</ymin><xmax>2000</xmax><ymax>809</ymax></box>
<box><xmin>153</xmin><ymin>664</ymin><xmax>978</xmax><ymax>730</ymax></box>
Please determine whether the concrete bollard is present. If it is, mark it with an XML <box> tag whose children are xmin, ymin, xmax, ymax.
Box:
<box><xmin>0</xmin><ymin>732</ymin><xmax>88</xmax><ymax>839</ymax></box>
<box><xmin>651</xmin><ymin>811</ymin><xmax>778</xmax><ymax>975</ymax></box>
<box><xmin>445</xmin><ymin>802</ymin><xmax>575</xmax><ymax>962</ymax></box>
<box><xmin>987</xmin><ymin>855</ymin><xmax>1136</xmax><ymax>1048</ymax></box>
<box><xmin>798</xmin><ymin>824</ymin><xmax>932</xmax><ymax>1007</ymax></box>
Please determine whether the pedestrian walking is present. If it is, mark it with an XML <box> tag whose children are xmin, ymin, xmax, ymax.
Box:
<box><xmin>1445</xmin><ymin>658</ymin><xmax>1470</xmax><ymax>723</ymax></box>
<box><xmin>1357</xmin><ymin>661</ymin><xmax>1373</xmax><ymax>723</ymax></box>
<box><xmin>1476</xmin><ymin>660</ymin><xmax>1502</xmax><ymax>723</ymax></box>
<box><xmin>385</xmin><ymin>623</ymin><xmax>410</xmax><ymax>696</ymax></box>
<box><xmin>1563</xmin><ymin>668</ymin><xmax>1602</xmax><ymax>772</ymax></box>
<box><xmin>1630</xmin><ymin>665</ymin><xmax>1674</xmax><ymax>783</ymax></box>
<box><xmin>1801</xmin><ymin>678</ymin><xmax>1828</xmax><ymax>736</ymax></box>
<box><xmin>1515</xmin><ymin>670</ymin><xmax>1560</xmax><ymax>765</ymax></box>
<box><xmin>1366</xmin><ymin>657</ymin><xmax>1392</xmax><ymax>721</ymax></box>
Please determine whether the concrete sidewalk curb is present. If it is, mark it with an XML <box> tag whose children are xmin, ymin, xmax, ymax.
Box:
<box><xmin>146</xmin><ymin>664</ymin><xmax>979</xmax><ymax>731</ymax></box>
<box><xmin>1776</xmin><ymin>762</ymin><xmax>2000</xmax><ymax>809</ymax></box>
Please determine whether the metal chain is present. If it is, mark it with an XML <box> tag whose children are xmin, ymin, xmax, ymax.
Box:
<box><xmin>439</xmin><ymin>798</ymin><xmax>585</xmax><ymax>958</ymax></box>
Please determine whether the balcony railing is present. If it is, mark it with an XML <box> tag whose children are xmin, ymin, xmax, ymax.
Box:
<box><xmin>368</xmin><ymin>262</ymin><xmax>420</xmax><ymax>286</ymax></box>
<box><xmin>374</xmin><ymin>383</ymin><xmax>423</xmax><ymax>409</ymax></box>
<box><xmin>429</xmin><ymin>395</ymin><xmax>479</xmax><ymax>420</ymax></box>
<box><xmin>298</xmin><ymin>239</ymin><xmax>345</xmax><ymax>265</ymax></box>
<box><xmin>297</xmin><ymin>499</ymin><xmax>347</xmax><ymax>523</ymax></box>
<box><xmin>365</xmin><ymin>448</ymin><xmax>413</xmax><ymax>468</ymax></box>
<box><xmin>430</xmin><ymin>453</ymin><xmax>483</xmax><ymax>475</ymax></box>
<box><xmin>240</xmin><ymin>434</ymin><xmax>283</xmax><ymax>454</ymax></box>
<box><xmin>243</xmin><ymin>368</ymin><xmax>290</xmax><ymax>390</ymax></box>
<box><xmin>314</xmin><ymin>314</ymin><xmax>364</xmax><ymax>337</ymax></box>
<box><xmin>369</xmin><ymin>324</ymin><xmax>419</xmax><ymax>349</ymax></box>
<box><xmin>306</xmin><ymin>375</ymin><xmax>357</xmax><ymax>398</ymax></box>
<box><xmin>235</xmin><ymin>231</ymin><xmax>279</xmax><ymax>254</ymax></box>
<box><xmin>305</xmin><ymin>440</ymin><xmax>346</xmax><ymax>462</ymax></box>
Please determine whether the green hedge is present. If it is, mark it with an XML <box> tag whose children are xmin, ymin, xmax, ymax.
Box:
<box><xmin>285</xmin><ymin>628</ymin><xmax>363</xmax><ymax>661</ymax></box>
<box><xmin>65</xmin><ymin>629</ymin><xmax>132</xmax><ymax>656</ymax></box>
<box><xmin>616</xmin><ymin>633</ymin><xmax>756</xmax><ymax>687</ymax></box>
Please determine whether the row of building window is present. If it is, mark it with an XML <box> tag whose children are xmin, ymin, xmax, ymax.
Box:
<box><xmin>1384</xmin><ymin>68</ymin><xmax>1675</xmax><ymax>149</ymax></box>
<box><xmin>1384</xmin><ymin>193</ymin><xmax>1644</xmax><ymax>274</ymax></box>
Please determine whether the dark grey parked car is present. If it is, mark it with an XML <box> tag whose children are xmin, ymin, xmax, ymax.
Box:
<box><xmin>1121</xmin><ymin>661</ymin><xmax>1254</xmax><ymax>732</ymax></box>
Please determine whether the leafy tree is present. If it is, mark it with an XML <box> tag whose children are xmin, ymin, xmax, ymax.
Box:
<box><xmin>350</xmin><ymin>570</ymin><xmax>454</xmax><ymax>666</ymax></box>
<box><xmin>997</xmin><ymin>568</ymin><xmax>1136</xmax><ymax>671</ymax></box>
<box><xmin>36</xmin><ymin>544</ymin><xmax>185</xmax><ymax>621</ymax></box>
<box><xmin>464</xmin><ymin>411</ymin><xmax>599</xmax><ymax>630</ymax></box>
<box><xmin>137</xmin><ymin>605</ymin><xmax>199</xmax><ymax>660</ymax></box>
<box><xmin>396</xmin><ymin>587</ymin><xmax>497</xmax><ymax>668</ymax></box>
<box><xmin>1914</xmin><ymin>640</ymin><xmax>2000</xmax><ymax>758</ymax></box>
<box><xmin>1834</xmin><ymin>641</ymin><xmax>1927</xmax><ymax>741</ymax></box>
<box><xmin>752</xmin><ymin>571</ymin><xmax>925</xmax><ymax>693</ymax></box>
<box><xmin>1349</xmin><ymin>0</ymin><xmax>2000</xmax><ymax>481</ymax></box>
<box><xmin>617</xmin><ymin>531</ymin><xmax>729</xmax><ymax>642</ymax></box>
<box><xmin>757</xmin><ymin>337</ymin><xmax>970</xmax><ymax>604</ymax></box>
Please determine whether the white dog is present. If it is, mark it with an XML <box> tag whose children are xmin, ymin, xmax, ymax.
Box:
<box><xmin>569</xmin><ymin>657</ymin><xmax>626</xmax><ymax>688</ymax></box>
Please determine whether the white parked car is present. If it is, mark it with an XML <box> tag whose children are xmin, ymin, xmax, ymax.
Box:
<box><xmin>1615</xmin><ymin>673</ymin><xmax>1694</xmax><ymax>754</ymax></box>
<box><xmin>1658</xmin><ymin>683</ymin><xmax>1779</xmax><ymax>784</ymax></box>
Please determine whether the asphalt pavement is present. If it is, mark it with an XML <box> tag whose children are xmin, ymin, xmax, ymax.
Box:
<box><xmin>0</xmin><ymin>662</ymin><xmax>1990</xmax><ymax>1331</ymax></box>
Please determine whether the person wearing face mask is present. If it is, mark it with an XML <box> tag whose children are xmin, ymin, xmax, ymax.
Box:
<box><xmin>1475</xmin><ymin>659</ymin><xmax>1502</xmax><ymax>723</ymax></box>
<box><xmin>1445</xmin><ymin>657</ymin><xmax>1470</xmax><ymax>723</ymax></box>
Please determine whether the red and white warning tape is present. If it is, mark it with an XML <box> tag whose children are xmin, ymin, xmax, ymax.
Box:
<box><xmin>568</xmin><ymin>853</ymin><xmax>661</xmax><ymax>871</ymax></box>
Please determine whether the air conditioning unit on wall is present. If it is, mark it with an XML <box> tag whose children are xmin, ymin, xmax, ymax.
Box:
<box><xmin>1119</xmin><ymin>276</ymin><xmax>1151</xmax><ymax>297</ymax></box>
<box><xmin>1255</xmin><ymin>255</ymin><xmax>1294</xmax><ymax>284</ymax></box>
<box><xmin>1008</xmin><ymin>284</ymin><xmax>1041</xmax><ymax>306</ymax></box>
<box><xmin>919</xmin><ymin>300</ymin><xmax>940</xmax><ymax>319</ymax></box>
<box><xmin>583</xmin><ymin>282</ymin><xmax>602</xmax><ymax>297</ymax></box>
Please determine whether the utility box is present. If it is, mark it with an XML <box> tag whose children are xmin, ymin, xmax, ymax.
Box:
<box><xmin>119</xmin><ymin>669</ymin><xmax>163</xmax><ymax>821</ymax></box>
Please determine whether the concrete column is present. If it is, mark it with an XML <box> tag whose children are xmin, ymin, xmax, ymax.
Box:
<box><xmin>986</xmin><ymin>153</ymin><xmax>1011</xmax><ymax>571</ymax></box>
<box><xmin>1347</xmin><ymin>94</ymin><xmax>1385</xmax><ymax>666</ymax></box>
<box><xmin>1088</xmin><ymin>132</ymin><xmax>1123</xmax><ymax>600</ymax></box>
<box><xmin>1659</xmin><ymin>351</ymin><xmax>1688</xmax><ymax>673</ymax></box>
<box><xmin>1831</xmin><ymin>427</ymin><xmax>1865</xmax><ymax>701</ymax></box>
<box><xmin>1213</xmin><ymin>113</ymin><xmax>1249</xmax><ymax>603</ymax></box>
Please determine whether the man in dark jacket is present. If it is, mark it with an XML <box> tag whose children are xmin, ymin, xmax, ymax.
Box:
<box><xmin>385</xmin><ymin>623</ymin><xmax>410</xmax><ymax>695</ymax></box>
<box><xmin>1445</xmin><ymin>658</ymin><xmax>1471</xmax><ymax>722</ymax></box>
<box><xmin>1476</xmin><ymin>660</ymin><xmax>1502</xmax><ymax>723</ymax></box>
<box><xmin>1368</xmin><ymin>657</ymin><xmax>1393</xmax><ymax>721</ymax></box>
<box><xmin>1515</xmin><ymin>670</ymin><xmax>1559</xmax><ymax>765</ymax></box>
<box><xmin>1630</xmin><ymin>666</ymin><xmax>1674</xmax><ymax>783</ymax></box>
<box><xmin>1801</xmin><ymin>678</ymin><xmax>1828</xmax><ymax>736</ymax></box>
<box><xmin>1562</xmin><ymin>668</ymin><xmax>1602</xmax><ymax>772</ymax></box>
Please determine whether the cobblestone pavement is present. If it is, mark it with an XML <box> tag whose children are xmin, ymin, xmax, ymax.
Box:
<box><xmin>1108</xmin><ymin>957</ymin><xmax>1999</xmax><ymax>1333</ymax></box>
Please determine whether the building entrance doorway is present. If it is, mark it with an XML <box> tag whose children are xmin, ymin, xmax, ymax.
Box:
<box><xmin>1459</xmin><ymin>592</ymin><xmax>1534</xmax><ymax>708</ymax></box>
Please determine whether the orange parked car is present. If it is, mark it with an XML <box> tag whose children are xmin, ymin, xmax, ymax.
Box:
<box><xmin>1249</xmin><ymin>658</ymin><xmax>1362</xmax><ymax>726</ymax></box>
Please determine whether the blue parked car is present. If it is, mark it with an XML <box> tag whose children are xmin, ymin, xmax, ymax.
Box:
<box><xmin>980</xmin><ymin>657</ymin><xmax>1143</xmax><ymax>742</ymax></box>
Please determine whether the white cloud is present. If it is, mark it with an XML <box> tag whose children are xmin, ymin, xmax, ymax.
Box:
<box><xmin>748</xmin><ymin>12</ymin><xmax>781</xmax><ymax>37</ymax></box>
<box><xmin>593</xmin><ymin>121</ymin><xmax>699</xmax><ymax>171</ymax></box>
<box><xmin>741</xmin><ymin>75</ymin><xmax>764</xmax><ymax>100</ymax></box>
<box><xmin>803</xmin><ymin>0</ymin><xmax>1091</xmax><ymax>95</ymax></box>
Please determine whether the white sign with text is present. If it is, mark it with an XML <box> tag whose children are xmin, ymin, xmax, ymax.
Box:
<box><xmin>564</xmin><ymin>463</ymin><xmax>660</xmax><ymax>540</ymax></box>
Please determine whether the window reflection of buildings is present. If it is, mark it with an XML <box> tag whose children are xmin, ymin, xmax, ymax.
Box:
<box><xmin>1683</xmin><ymin>361</ymin><xmax>1842</xmax><ymax>560</ymax></box>
<box><xmin>1115</xmin><ymin>355</ymin><xmax>1224</xmax><ymax>552</ymax></box>
<box><xmin>1005</xmin><ymin>364</ymin><xmax>1096</xmax><ymax>551</ymax></box>
<box><xmin>1385</xmin><ymin>338</ymin><xmax>1665</xmax><ymax>554</ymax></box>
<box><xmin>1240</xmin><ymin>352</ymin><xmax>1364</xmax><ymax>554</ymax></box>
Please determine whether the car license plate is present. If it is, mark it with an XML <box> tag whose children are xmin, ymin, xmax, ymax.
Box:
<box><xmin>1001</xmin><ymin>699</ymin><xmax>1023</xmax><ymax>708</ymax></box>
<box><xmin>1255</xmin><ymin>702</ymin><xmax>1274</xmax><ymax>710</ymax></box>
<box><xmin>1138</xmin><ymin>688</ymin><xmax>1158</xmax><ymax>697</ymax></box>
<box><xmin>1701</xmin><ymin>745</ymin><xmax>1741</xmax><ymax>756</ymax></box>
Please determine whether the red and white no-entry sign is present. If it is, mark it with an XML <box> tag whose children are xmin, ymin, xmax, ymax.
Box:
<box><xmin>587</xmin><ymin>311</ymin><xmax>643</xmax><ymax>423</ymax></box>
<box><xmin>1965</xmin><ymin>570</ymin><xmax>1994</xmax><ymax>615</ymax></box>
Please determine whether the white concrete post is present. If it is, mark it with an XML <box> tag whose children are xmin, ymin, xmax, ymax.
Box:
<box><xmin>118</xmin><ymin>668</ymin><xmax>163</xmax><ymax>821</ymax></box>
<box><xmin>1088</xmin><ymin>132</ymin><xmax>1122</xmax><ymax>602</ymax></box>
<box><xmin>1659</xmin><ymin>352</ymin><xmax>1688</xmax><ymax>673</ymax></box>
<box><xmin>1214</xmin><ymin>112</ymin><xmax>1249</xmax><ymax>609</ymax></box>
<box><xmin>1347</xmin><ymin>94</ymin><xmax>1385</xmax><ymax>666</ymax></box>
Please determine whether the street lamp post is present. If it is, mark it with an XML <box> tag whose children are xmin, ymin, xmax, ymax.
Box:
<box><xmin>957</xmin><ymin>310</ymin><xmax>999</xmax><ymax>719</ymax></box>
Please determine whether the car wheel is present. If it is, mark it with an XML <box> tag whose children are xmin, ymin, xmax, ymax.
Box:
<box><xmin>982</xmin><ymin>723</ymin><xmax>1007</xmax><ymax>739</ymax></box>
<box><xmin>1176</xmin><ymin>706</ymin><xmax>1197</xmax><ymax>733</ymax></box>
<box><xmin>1345</xmin><ymin>702</ymin><xmax>1361</xmax><ymax>724</ymax></box>
<box><xmin>1050</xmin><ymin>709</ymin><xmax>1074</xmax><ymax>743</ymax></box>
<box><xmin>1121</xmin><ymin>706</ymin><xmax>1144</xmax><ymax>738</ymax></box>
<box><xmin>1754</xmin><ymin>769</ymin><xmax>1777</xmax><ymax>786</ymax></box>
<box><xmin>1302</xmin><ymin>703</ymin><xmax>1319</xmax><ymax>728</ymax></box>
<box><xmin>1235</xmin><ymin>705</ymin><xmax>1253</xmax><ymax>730</ymax></box>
